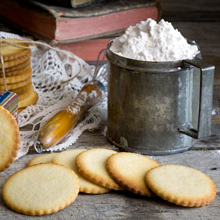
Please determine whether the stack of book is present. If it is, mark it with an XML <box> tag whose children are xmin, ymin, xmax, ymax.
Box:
<box><xmin>0</xmin><ymin>0</ymin><xmax>162</xmax><ymax>61</ymax></box>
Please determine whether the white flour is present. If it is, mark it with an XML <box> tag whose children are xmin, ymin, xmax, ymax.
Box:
<box><xmin>110</xmin><ymin>18</ymin><xmax>199</xmax><ymax>62</ymax></box>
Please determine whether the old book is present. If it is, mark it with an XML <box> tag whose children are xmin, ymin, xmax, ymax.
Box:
<box><xmin>0</xmin><ymin>0</ymin><xmax>162</xmax><ymax>44</ymax></box>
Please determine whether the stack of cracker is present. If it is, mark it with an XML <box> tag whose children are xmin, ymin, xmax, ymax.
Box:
<box><xmin>0</xmin><ymin>39</ymin><xmax>38</xmax><ymax>113</ymax></box>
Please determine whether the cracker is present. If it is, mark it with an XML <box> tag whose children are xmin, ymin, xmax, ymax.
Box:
<box><xmin>107</xmin><ymin>152</ymin><xmax>161</xmax><ymax>197</ymax></box>
<box><xmin>145</xmin><ymin>164</ymin><xmax>217</xmax><ymax>207</ymax></box>
<box><xmin>2</xmin><ymin>163</ymin><xmax>79</xmax><ymax>215</ymax></box>
<box><xmin>18</xmin><ymin>107</ymin><xmax>25</xmax><ymax>114</ymax></box>
<box><xmin>0</xmin><ymin>39</ymin><xmax>31</xmax><ymax>61</ymax></box>
<box><xmin>52</xmin><ymin>149</ymin><xmax>110</xmax><ymax>194</ymax></box>
<box><xmin>0</xmin><ymin>106</ymin><xmax>20</xmax><ymax>172</ymax></box>
<box><xmin>0</xmin><ymin>59</ymin><xmax>31</xmax><ymax>75</ymax></box>
<box><xmin>75</xmin><ymin>148</ymin><xmax>123</xmax><ymax>190</ymax></box>
<box><xmin>18</xmin><ymin>90</ymin><xmax>38</xmax><ymax>108</ymax></box>
<box><xmin>0</xmin><ymin>76</ymin><xmax>32</xmax><ymax>90</ymax></box>
<box><xmin>11</xmin><ymin>83</ymin><xmax>32</xmax><ymax>95</ymax></box>
<box><xmin>0</xmin><ymin>50</ymin><xmax>31</xmax><ymax>68</ymax></box>
<box><xmin>0</xmin><ymin>63</ymin><xmax>31</xmax><ymax>78</ymax></box>
<box><xmin>0</xmin><ymin>67</ymin><xmax>32</xmax><ymax>85</ymax></box>
<box><xmin>27</xmin><ymin>153</ymin><xmax>58</xmax><ymax>167</ymax></box>
<box><xmin>18</xmin><ymin>86</ymin><xmax>33</xmax><ymax>101</ymax></box>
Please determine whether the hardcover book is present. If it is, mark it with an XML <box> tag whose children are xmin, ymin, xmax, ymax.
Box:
<box><xmin>0</xmin><ymin>0</ymin><xmax>162</xmax><ymax>44</ymax></box>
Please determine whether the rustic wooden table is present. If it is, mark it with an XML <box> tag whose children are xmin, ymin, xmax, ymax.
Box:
<box><xmin>0</xmin><ymin>0</ymin><xmax>220</xmax><ymax>219</ymax></box>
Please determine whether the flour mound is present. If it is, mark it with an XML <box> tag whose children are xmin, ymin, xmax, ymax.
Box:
<box><xmin>110</xmin><ymin>18</ymin><xmax>199</xmax><ymax>62</ymax></box>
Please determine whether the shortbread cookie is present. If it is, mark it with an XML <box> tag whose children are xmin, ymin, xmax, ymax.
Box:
<box><xmin>0</xmin><ymin>38</ymin><xmax>31</xmax><ymax>61</ymax></box>
<box><xmin>18</xmin><ymin>86</ymin><xmax>33</xmax><ymax>101</ymax></box>
<box><xmin>11</xmin><ymin>83</ymin><xmax>32</xmax><ymax>95</ymax></box>
<box><xmin>0</xmin><ymin>50</ymin><xmax>31</xmax><ymax>68</ymax></box>
<box><xmin>18</xmin><ymin>90</ymin><xmax>38</xmax><ymax>108</ymax></box>
<box><xmin>27</xmin><ymin>153</ymin><xmax>58</xmax><ymax>167</ymax></box>
<box><xmin>145</xmin><ymin>164</ymin><xmax>217</xmax><ymax>207</ymax></box>
<box><xmin>75</xmin><ymin>148</ymin><xmax>123</xmax><ymax>190</ymax></box>
<box><xmin>107</xmin><ymin>152</ymin><xmax>161</xmax><ymax>197</ymax></box>
<box><xmin>0</xmin><ymin>76</ymin><xmax>32</xmax><ymax>90</ymax></box>
<box><xmin>2</xmin><ymin>163</ymin><xmax>79</xmax><ymax>215</ymax></box>
<box><xmin>0</xmin><ymin>59</ymin><xmax>31</xmax><ymax>75</ymax></box>
<box><xmin>0</xmin><ymin>106</ymin><xmax>20</xmax><ymax>172</ymax></box>
<box><xmin>52</xmin><ymin>149</ymin><xmax>110</xmax><ymax>194</ymax></box>
<box><xmin>0</xmin><ymin>67</ymin><xmax>32</xmax><ymax>85</ymax></box>
<box><xmin>18</xmin><ymin>107</ymin><xmax>25</xmax><ymax>114</ymax></box>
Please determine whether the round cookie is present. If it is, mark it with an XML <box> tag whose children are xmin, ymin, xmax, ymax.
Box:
<box><xmin>0</xmin><ymin>67</ymin><xmax>32</xmax><ymax>85</ymax></box>
<box><xmin>18</xmin><ymin>90</ymin><xmax>38</xmax><ymax>108</ymax></box>
<box><xmin>0</xmin><ymin>75</ymin><xmax>32</xmax><ymax>90</ymax></box>
<box><xmin>0</xmin><ymin>50</ymin><xmax>31</xmax><ymax>68</ymax></box>
<box><xmin>0</xmin><ymin>106</ymin><xmax>20</xmax><ymax>172</ymax></box>
<box><xmin>18</xmin><ymin>107</ymin><xmax>25</xmax><ymax>114</ymax></box>
<box><xmin>0</xmin><ymin>38</ymin><xmax>31</xmax><ymax>61</ymax></box>
<box><xmin>27</xmin><ymin>153</ymin><xmax>58</xmax><ymax>167</ymax></box>
<box><xmin>18</xmin><ymin>86</ymin><xmax>34</xmax><ymax>101</ymax></box>
<box><xmin>11</xmin><ymin>82</ymin><xmax>32</xmax><ymax>95</ymax></box>
<box><xmin>75</xmin><ymin>148</ymin><xmax>123</xmax><ymax>190</ymax></box>
<box><xmin>0</xmin><ymin>59</ymin><xmax>31</xmax><ymax>77</ymax></box>
<box><xmin>145</xmin><ymin>164</ymin><xmax>217</xmax><ymax>207</ymax></box>
<box><xmin>52</xmin><ymin>149</ymin><xmax>110</xmax><ymax>194</ymax></box>
<box><xmin>107</xmin><ymin>152</ymin><xmax>161</xmax><ymax>197</ymax></box>
<box><xmin>0</xmin><ymin>60</ymin><xmax>31</xmax><ymax>76</ymax></box>
<box><xmin>2</xmin><ymin>163</ymin><xmax>79</xmax><ymax>215</ymax></box>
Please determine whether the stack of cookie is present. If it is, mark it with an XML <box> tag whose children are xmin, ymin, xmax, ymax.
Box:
<box><xmin>0</xmin><ymin>39</ymin><xmax>38</xmax><ymax>113</ymax></box>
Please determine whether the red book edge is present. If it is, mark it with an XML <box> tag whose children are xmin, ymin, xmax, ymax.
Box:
<box><xmin>56</xmin><ymin>38</ymin><xmax>113</xmax><ymax>61</ymax></box>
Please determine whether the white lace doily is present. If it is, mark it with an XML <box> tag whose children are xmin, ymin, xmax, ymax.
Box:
<box><xmin>0</xmin><ymin>32</ymin><xmax>108</xmax><ymax>159</ymax></box>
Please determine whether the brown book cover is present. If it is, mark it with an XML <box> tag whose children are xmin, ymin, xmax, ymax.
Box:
<box><xmin>0</xmin><ymin>0</ymin><xmax>162</xmax><ymax>44</ymax></box>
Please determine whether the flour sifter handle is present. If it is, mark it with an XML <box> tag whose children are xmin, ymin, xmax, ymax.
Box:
<box><xmin>34</xmin><ymin>80</ymin><xmax>105</xmax><ymax>153</ymax></box>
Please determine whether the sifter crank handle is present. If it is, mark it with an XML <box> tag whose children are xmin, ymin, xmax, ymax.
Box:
<box><xmin>178</xmin><ymin>57</ymin><xmax>215</xmax><ymax>139</ymax></box>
